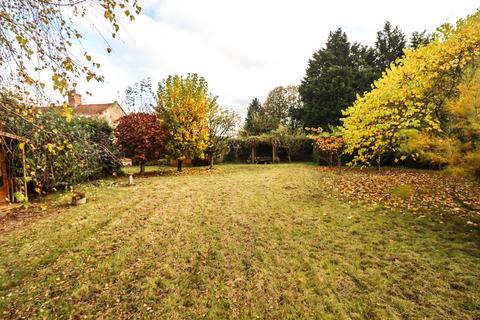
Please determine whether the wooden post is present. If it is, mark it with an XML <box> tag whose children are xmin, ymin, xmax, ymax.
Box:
<box><xmin>21</xmin><ymin>147</ymin><xmax>28</xmax><ymax>202</ymax></box>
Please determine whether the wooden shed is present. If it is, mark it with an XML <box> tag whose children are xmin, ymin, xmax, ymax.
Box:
<box><xmin>0</xmin><ymin>131</ymin><xmax>27</xmax><ymax>204</ymax></box>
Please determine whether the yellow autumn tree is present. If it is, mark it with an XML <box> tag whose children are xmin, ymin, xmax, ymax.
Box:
<box><xmin>399</xmin><ymin>65</ymin><xmax>480</xmax><ymax>177</ymax></box>
<box><xmin>0</xmin><ymin>0</ymin><xmax>141</xmax><ymax>93</ymax></box>
<box><xmin>341</xmin><ymin>11</ymin><xmax>480</xmax><ymax>170</ymax></box>
<box><xmin>157</xmin><ymin>74</ymin><xmax>211</xmax><ymax>171</ymax></box>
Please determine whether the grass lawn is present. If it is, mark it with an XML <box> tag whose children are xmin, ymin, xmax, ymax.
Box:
<box><xmin>0</xmin><ymin>164</ymin><xmax>479</xmax><ymax>319</ymax></box>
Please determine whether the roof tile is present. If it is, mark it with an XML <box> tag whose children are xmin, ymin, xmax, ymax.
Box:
<box><xmin>74</xmin><ymin>103</ymin><xmax>114</xmax><ymax>116</ymax></box>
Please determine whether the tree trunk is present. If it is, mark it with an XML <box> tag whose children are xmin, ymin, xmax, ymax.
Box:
<box><xmin>177</xmin><ymin>159</ymin><xmax>183</xmax><ymax>172</ymax></box>
<box><xmin>312</xmin><ymin>145</ymin><xmax>318</xmax><ymax>163</ymax></box>
<box><xmin>288</xmin><ymin>150</ymin><xmax>292</xmax><ymax>163</ymax></box>
<box><xmin>209</xmin><ymin>154</ymin><xmax>214</xmax><ymax>169</ymax></box>
<box><xmin>140</xmin><ymin>162</ymin><xmax>145</xmax><ymax>175</ymax></box>
<box><xmin>234</xmin><ymin>148</ymin><xmax>239</xmax><ymax>163</ymax></box>
<box><xmin>251</xmin><ymin>146</ymin><xmax>255</xmax><ymax>164</ymax></box>
<box><xmin>329</xmin><ymin>152</ymin><xmax>333</xmax><ymax>167</ymax></box>
<box><xmin>272</xmin><ymin>144</ymin><xmax>276</xmax><ymax>163</ymax></box>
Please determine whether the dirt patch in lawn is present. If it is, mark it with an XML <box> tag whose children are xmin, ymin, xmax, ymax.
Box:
<box><xmin>0</xmin><ymin>203</ymin><xmax>68</xmax><ymax>233</ymax></box>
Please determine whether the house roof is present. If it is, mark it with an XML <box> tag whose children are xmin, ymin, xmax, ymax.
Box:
<box><xmin>43</xmin><ymin>102</ymin><xmax>126</xmax><ymax>117</ymax></box>
<box><xmin>74</xmin><ymin>103</ymin><xmax>116</xmax><ymax>116</ymax></box>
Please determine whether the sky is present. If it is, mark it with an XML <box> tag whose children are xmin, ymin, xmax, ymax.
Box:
<box><xmin>66</xmin><ymin>0</ymin><xmax>479</xmax><ymax>119</ymax></box>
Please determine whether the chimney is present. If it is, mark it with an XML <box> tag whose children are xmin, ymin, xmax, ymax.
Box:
<box><xmin>68</xmin><ymin>90</ymin><xmax>82</xmax><ymax>108</ymax></box>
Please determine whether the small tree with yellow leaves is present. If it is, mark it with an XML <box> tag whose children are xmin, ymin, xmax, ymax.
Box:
<box><xmin>157</xmin><ymin>74</ymin><xmax>211</xmax><ymax>171</ymax></box>
<box><xmin>342</xmin><ymin>11</ymin><xmax>480</xmax><ymax>173</ymax></box>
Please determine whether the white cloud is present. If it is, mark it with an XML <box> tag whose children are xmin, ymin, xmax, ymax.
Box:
<box><xmin>66</xmin><ymin>0</ymin><xmax>479</xmax><ymax>118</ymax></box>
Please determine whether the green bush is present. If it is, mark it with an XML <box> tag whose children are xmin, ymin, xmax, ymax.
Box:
<box><xmin>0</xmin><ymin>90</ymin><xmax>121</xmax><ymax>195</ymax></box>
<box><xmin>77</xmin><ymin>117</ymin><xmax>122</xmax><ymax>176</ymax></box>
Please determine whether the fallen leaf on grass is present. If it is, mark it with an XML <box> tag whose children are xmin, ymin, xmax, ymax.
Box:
<box><xmin>317</xmin><ymin>168</ymin><xmax>480</xmax><ymax>216</ymax></box>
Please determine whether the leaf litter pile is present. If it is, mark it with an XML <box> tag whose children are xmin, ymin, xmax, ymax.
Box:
<box><xmin>317</xmin><ymin>167</ymin><xmax>480</xmax><ymax>217</ymax></box>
